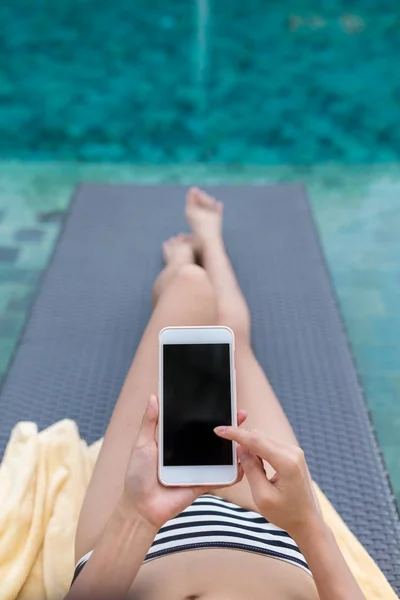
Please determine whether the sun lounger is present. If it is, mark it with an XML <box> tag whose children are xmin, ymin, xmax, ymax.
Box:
<box><xmin>0</xmin><ymin>183</ymin><xmax>398</xmax><ymax>590</ymax></box>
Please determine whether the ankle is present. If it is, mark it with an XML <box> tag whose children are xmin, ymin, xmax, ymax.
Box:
<box><xmin>201</xmin><ymin>235</ymin><xmax>225</xmax><ymax>256</ymax></box>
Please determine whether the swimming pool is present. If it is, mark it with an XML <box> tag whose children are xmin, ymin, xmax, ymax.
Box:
<box><xmin>0</xmin><ymin>0</ymin><xmax>399</xmax><ymax>505</ymax></box>
<box><xmin>0</xmin><ymin>1</ymin><xmax>399</xmax><ymax>163</ymax></box>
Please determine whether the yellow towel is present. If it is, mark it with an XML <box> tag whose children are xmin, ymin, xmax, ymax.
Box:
<box><xmin>0</xmin><ymin>419</ymin><xmax>397</xmax><ymax>600</ymax></box>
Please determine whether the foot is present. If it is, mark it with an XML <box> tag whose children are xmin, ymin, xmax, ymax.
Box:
<box><xmin>185</xmin><ymin>187</ymin><xmax>223</xmax><ymax>253</ymax></box>
<box><xmin>162</xmin><ymin>234</ymin><xmax>195</xmax><ymax>266</ymax></box>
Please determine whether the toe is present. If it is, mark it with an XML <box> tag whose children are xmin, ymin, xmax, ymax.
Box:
<box><xmin>196</xmin><ymin>188</ymin><xmax>215</xmax><ymax>209</ymax></box>
<box><xmin>186</xmin><ymin>187</ymin><xmax>198</xmax><ymax>206</ymax></box>
<box><xmin>163</xmin><ymin>236</ymin><xmax>176</xmax><ymax>252</ymax></box>
<box><xmin>187</xmin><ymin>186</ymin><xmax>215</xmax><ymax>210</ymax></box>
<box><xmin>162</xmin><ymin>241</ymin><xmax>169</xmax><ymax>260</ymax></box>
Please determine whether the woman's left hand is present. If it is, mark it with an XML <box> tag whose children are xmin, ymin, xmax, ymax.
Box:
<box><xmin>123</xmin><ymin>394</ymin><xmax>246</xmax><ymax>530</ymax></box>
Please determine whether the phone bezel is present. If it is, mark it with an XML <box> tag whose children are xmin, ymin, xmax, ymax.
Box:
<box><xmin>158</xmin><ymin>326</ymin><xmax>237</xmax><ymax>487</ymax></box>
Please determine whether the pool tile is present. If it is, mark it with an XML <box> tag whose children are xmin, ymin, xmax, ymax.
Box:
<box><xmin>0</xmin><ymin>267</ymin><xmax>41</xmax><ymax>284</ymax></box>
<box><xmin>0</xmin><ymin>314</ymin><xmax>24</xmax><ymax>338</ymax></box>
<box><xmin>0</xmin><ymin>247</ymin><xmax>19</xmax><ymax>263</ymax></box>
<box><xmin>15</xmin><ymin>228</ymin><xmax>45</xmax><ymax>242</ymax></box>
<box><xmin>37</xmin><ymin>210</ymin><xmax>66</xmax><ymax>224</ymax></box>
<box><xmin>7</xmin><ymin>292</ymin><xmax>34</xmax><ymax>312</ymax></box>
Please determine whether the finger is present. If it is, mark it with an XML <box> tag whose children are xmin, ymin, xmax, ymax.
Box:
<box><xmin>214</xmin><ymin>426</ymin><xmax>289</xmax><ymax>472</ymax></box>
<box><xmin>237</xmin><ymin>409</ymin><xmax>247</xmax><ymax>427</ymax></box>
<box><xmin>136</xmin><ymin>394</ymin><xmax>159</xmax><ymax>445</ymax></box>
<box><xmin>236</xmin><ymin>462</ymin><xmax>244</xmax><ymax>483</ymax></box>
<box><xmin>237</xmin><ymin>445</ymin><xmax>272</xmax><ymax>495</ymax></box>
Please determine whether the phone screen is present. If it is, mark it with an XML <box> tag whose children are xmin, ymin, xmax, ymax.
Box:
<box><xmin>163</xmin><ymin>343</ymin><xmax>233</xmax><ymax>466</ymax></box>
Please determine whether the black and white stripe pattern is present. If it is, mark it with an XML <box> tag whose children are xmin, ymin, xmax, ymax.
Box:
<box><xmin>72</xmin><ymin>495</ymin><xmax>310</xmax><ymax>585</ymax></box>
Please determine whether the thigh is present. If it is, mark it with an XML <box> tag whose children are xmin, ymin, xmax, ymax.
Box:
<box><xmin>75</xmin><ymin>266</ymin><xmax>217</xmax><ymax>561</ymax></box>
<box><xmin>211</xmin><ymin>341</ymin><xmax>299</xmax><ymax>510</ymax></box>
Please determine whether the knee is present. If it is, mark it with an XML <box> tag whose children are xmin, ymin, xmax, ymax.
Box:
<box><xmin>174</xmin><ymin>264</ymin><xmax>217</xmax><ymax>309</ymax></box>
<box><xmin>174</xmin><ymin>266</ymin><xmax>251</xmax><ymax>343</ymax></box>
<box><xmin>175</xmin><ymin>263</ymin><xmax>210</xmax><ymax>289</ymax></box>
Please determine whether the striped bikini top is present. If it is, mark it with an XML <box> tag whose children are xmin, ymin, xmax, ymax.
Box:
<box><xmin>73</xmin><ymin>494</ymin><xmax>311</xmax><ymax>584</ymax></box>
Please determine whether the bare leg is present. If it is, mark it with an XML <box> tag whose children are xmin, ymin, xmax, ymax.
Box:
<box><xmin>186</xmin><ymin>188</ymin><xmax>299</xmax><ymax>511</ymax></box>
<box><xmin>75</xmin><ymin>236</ymin><xmax>217</xmax><ymax>561</ymax></box>
<box><xmin>186</xmin><ymin>189</ymin><xmax>251</xmax><ymax>343</ymax></box>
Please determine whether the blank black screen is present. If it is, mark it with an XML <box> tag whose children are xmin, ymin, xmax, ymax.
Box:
<box><xmin>163</xmin><ymin>343</ymin><xmax>233</xmax><ymax>466</ymax></box>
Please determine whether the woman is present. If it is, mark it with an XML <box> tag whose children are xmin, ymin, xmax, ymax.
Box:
<box><xmin>67</xmin><ymin>188</ymin><xmax>365</xmax><ymax>600</ymax></box>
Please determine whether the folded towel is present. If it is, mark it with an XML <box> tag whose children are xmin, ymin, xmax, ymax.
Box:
<box><xmin>0</xmin><ymin>419</ymin><xmax>397</xmax><ymax>600</ymax></box>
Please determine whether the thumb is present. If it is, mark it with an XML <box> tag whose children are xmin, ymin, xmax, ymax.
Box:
<box><xmin>237</xmin><ymin>445</ymin><xmax>271</xmax><ymax>496</ymax></box>
<box><xmin>136</xmin><ymin>394</ymin><xmax>159</xmax><ymax>445</ymax></box>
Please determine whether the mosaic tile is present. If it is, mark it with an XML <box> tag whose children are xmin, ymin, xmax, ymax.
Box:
<box><xmin>0</xmin><ymin>247</ymin><xmax>19</xmax><ymax>263</ymax></box>
<box><xmin>0</xmin><ymin>314</ymin><xmax>24</xmax><ymax>337</ymax></box>
<box><xmin>6</xmin><ymin>287</ymin><xmax>34</xmax><ymax>311</ymax></box>
<box><xmin>37</xmin><ymin>211</ymin><xmax>66</xmax><ymax>224</ymax></box>
<box><xmin>15</xmin><ymin>228</ymin><xmax>45</xmax><ymax>242</ymax></box>
<box><xmin>0</xmin><ymin>267</ymin><xmax>41</xmax><ymax>284</ymax></box>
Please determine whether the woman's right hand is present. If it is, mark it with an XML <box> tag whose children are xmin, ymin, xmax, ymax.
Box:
<box><xmin>214</xmin><ymin>425</ymin><xmax>323</xmax><ymax>539</ymax></box>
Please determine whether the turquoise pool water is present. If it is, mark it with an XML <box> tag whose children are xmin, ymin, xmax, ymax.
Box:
<box><xmin>0</xmin><ymin>1</ymin><xmax>399</xmax><ymax>506</ymax></box>
<box><xmin>0</xmin><ymin>1</ymin><xmax>399</xmax><ymax>162</ymax></box>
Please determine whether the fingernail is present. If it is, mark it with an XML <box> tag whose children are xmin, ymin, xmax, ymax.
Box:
<box><xmin>214</xmin><ymin>426</ymin><xmax>227</xmax><ymax>434</ymax></box>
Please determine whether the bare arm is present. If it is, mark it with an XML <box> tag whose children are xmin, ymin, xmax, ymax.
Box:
<box><xmin>66</xmin><ymin>496</ymin><xmax>156</xmax><ymax>600</ymax></box>
<box><xmin>294</xmin><ymin>518</ymin><xmax>365</xmax><ymax>600</ymax></box>
<box><xmin>66</xmin><ymin>395</ymin><xmax>242</xmax><ymax>599</ymax></box>
<box><xmin>215</xmin><ymin>425</ymin><xmax>366</xmax><ymax>600</ymax></box>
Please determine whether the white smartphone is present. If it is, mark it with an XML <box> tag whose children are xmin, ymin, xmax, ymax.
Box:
<box><xmin>158</xmin><ymin>326</ymin><xmax>237</xmax><ymax>487</ymax></box>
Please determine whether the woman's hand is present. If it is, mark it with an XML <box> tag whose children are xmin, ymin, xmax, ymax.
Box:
<box><xmin>123</xmin><ymin>394</ymin><xmax>246</xmax><ymax>530</ymax></box>
<box><xmin>214</xmin><ymin>425</ymin><xmax>322</xmax><ymax>539</ymax></box>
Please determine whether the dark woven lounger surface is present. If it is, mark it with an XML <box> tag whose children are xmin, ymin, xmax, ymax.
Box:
<box><xmin>0</xmin><ymin>184</ymin><xmax>399</xmax><ymax>589</ymax></box>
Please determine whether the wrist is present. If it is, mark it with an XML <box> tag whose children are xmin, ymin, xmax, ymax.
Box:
<box><xmin>289</xmin><ymin>513</ymin><xmax>329</xmax><ymax>548</ymax></box>
<box><xmin>118</xmin><ymin>492</ymin><xmax>159</xmax><ymax>538</ymax></box>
